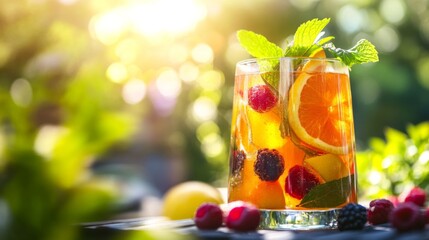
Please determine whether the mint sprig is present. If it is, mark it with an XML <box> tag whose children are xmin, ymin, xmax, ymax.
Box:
<box><xmin>236</xmin><ymin>18</ymin><xmax>379</xmax><ymax>68</ymax></box>
<box><xmin>236</xmin><ymin>30</ymin><xmax>283</xmax><ymax>58</ymax></box>
<box><xmin>324</xmin><ymin>39</ymin><xmax>379</xmax><ymax>68</ymax></box>
<box><xmin>284</xmin><ymin>18</ymin><xmax>333</xmax><ymax>57</ymax></box>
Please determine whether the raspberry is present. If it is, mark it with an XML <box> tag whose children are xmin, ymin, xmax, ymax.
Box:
<box><xmin>225</xmin><ymin>201</ymin><xmax>261</xmax><ymax>232</ymax></box>
<box><xmin>337</xmin><ymin>203</ymin><xmax>367</xmax><ymax>231</ymax></box>
<box><xmin>231</xmin><ymin>150</ymin><xmax>246</xmax><ymax>175</ymax></box>
<box><xmin>285</xmin><ymin>165</ymin><xmax>320</xmax><ymax>199</ymax></box>
<box><xmin>194</xmin><ymin>203</ymin><xmax>223</xmax><ymax>230</ymax></box>
<box><xmin>367</xmin><ymin>199</ymin><xmax>394</xmax><ymax>225</ymax></box>
<box><xmin>387</xmin><ymin>195</ymin><xmax>400</xmax><ymax>207</ymax></box>
<box><xmin>248</xmin><ymin>85</ymin><xmax>277</xmax><ymax>113</ymax></box>
<box><xmin>425</xmin><ymin>208</ymin><xmax>429</xmax><ymax>224</ymax></box>
<box><xmin>401</xmin><ymin>187</ymin><xmax>427</xmax><ymax>207</ymax></box>
<box><xmin>254</xmin><ymin>148</ymin><xmax>285</xmax><ymax>181</ymax></box>
<box><xmin>389</xmin><ymin>202</ymin><xmax>425</xmax><ymax>232</ymax></box>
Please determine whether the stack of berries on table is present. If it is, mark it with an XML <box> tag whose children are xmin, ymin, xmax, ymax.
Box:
<box><xmin>338</xmin><ymin>186</ymin><xmax>428</xmax><ymax>232</ymax></box>
<box><xmin>194</xmin><ymin>186</ymin><xmax>429</xmax><ymax>232</ymax></box>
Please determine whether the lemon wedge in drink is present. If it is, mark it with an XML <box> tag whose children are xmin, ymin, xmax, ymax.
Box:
<box><xmin>304</xmin><ymin>154</ymin><xmax>349</xmax><ymax>182</ymax></box>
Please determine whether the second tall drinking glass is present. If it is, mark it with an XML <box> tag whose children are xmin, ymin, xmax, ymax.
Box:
<box><xmin>228</xmin><ymin>57</ymin><xmax>357</xmax><ymax>230</ymax></box>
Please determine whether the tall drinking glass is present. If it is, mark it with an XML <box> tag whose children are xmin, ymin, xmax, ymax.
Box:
<box><xmin>228</xmin><ymin>57</ymin><xmax>357</xmax><ymax>230</ymax></box>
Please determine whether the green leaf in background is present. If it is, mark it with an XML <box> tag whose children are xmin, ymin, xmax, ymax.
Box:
<box><xmin>298</xmin><ymin>175</ymin><xmax>354</xmax><ymax>208</ymax></box>
<box><xmin>357</xmin><ymin>122</ymin><xmax>429</xmax><ymax>201</ymax></box>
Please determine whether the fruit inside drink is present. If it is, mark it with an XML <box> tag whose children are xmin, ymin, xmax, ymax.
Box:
<box><xmin>228</xmin><ymin>58</ymin><xmax>357</xmax><ymax>210</ymax></box>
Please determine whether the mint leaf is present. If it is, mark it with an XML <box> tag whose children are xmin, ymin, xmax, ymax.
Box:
<box><xmin>284</xmin><ymin>18</ymin><xmax>332</xmax><ymax>57</ymax></box>
<box><xmin>297</xmin><ymin>175</ymin><xmax>354</xmax><ymax>208</ymax></box>
<box><xmin>324</xmin><ymin>39</ymin><xmax>379</xmax><ymax>68</ymax></box>
<box><xmin>237</xmin><ymin>30</ymin><xmax>283</xmax><ymax>58</ymax></box>
<box><xmin>294</xmin><ymin>18</ymin><xmax>330</xmax><ymax>46</ymax></box>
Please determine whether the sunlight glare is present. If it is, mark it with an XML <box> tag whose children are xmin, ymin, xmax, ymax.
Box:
<box><xmin>129</xmin><ymin>0</ymin><xmax>207</xmax><ymax>36</ymax></box>
<box><xmin>90</xmin><ymin>9</ymin><xmax>127</xmax><ymax>45</ymax></box>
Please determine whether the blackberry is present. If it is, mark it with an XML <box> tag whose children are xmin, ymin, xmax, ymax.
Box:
<box><xmin>254</xmin><ymin>148</ymin><xmax>284</xmax><ymax>181</ymax></box>
<box><xmin>231</xmin><ymin>150</ymin><xmax>246</xmax><ymax>175</ymax></box>
<box><xmin>337</xmin><ymin>203</ymin><xmax>367</xmax><ymax>231</ymax></box>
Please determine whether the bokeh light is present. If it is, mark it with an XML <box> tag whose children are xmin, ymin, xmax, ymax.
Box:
<box><xmin>107</xmin><ymin>62</ymin><xmax>128</xmax><ymax>83</ymax></box>
<box><xmin>191</xmin><ymin>97</ymin><xmax>217</xmax><ymax>122</ymax></box>
<box><xmin>10</xmin><ymin>78</ymin><xmax>32</xmax><ymax>107</ymax></box>
<box><xmin>379</xmin><ymin>0</ymin><xmax>406</xmax><ymax>24</ymax></box>
<box><xmin>156</xmin><ymin>69</ymin><xmax>182</xmax><ymax>99</ymax></box>
<box><xmin>191</xmin><ymin>43</ymin><xmax>214</xmax><ymax>64</ymax></box>
<box><xmin>122</xmin><ymin>79</ymin><xmax>147</xmax><ymax>105</ymax></box>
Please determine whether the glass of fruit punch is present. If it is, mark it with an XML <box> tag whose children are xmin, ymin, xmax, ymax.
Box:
<box><xmin>227</xmin><ymin>19</ymin><xmax>378</xmax><ymax>230</ymax></box>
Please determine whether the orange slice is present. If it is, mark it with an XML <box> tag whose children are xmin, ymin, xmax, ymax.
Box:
<box><xmin>287</xmin><ymin>69</ymin><xmax>353</xmax><ymax>155</ymax></box>
<box><xmin>309</xmin><ymin>48</ymin><xmax>326</xmax><ymax>58</ymax></box>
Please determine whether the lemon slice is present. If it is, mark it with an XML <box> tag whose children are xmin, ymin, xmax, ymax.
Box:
<box><xmin>304</xmin><ymin>154</ymin><xmax>349</xmax><ymax>181</ymax></box>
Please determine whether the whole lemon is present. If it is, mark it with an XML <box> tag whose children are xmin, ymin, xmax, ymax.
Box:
<box><xmin>162</xmin><ymin>181</ymin><xmax>224</xmax><ymax>220</ymax></box>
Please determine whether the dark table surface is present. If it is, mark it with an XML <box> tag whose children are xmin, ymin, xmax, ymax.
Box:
<box><xmin>81</xmin><ymin>217</ymin><xmax>429</xmax><ymax>240</ymax></box>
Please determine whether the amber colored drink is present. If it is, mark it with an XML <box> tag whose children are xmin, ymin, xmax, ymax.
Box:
<box><xmin>228</xmin><ymin>57</ymin><xmax>357</xmax><ymax>230</ymax></box>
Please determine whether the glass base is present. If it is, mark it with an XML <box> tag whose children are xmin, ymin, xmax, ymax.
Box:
<box><xmin>259</xmin><ymin>209</ymin><xmax>340</xmax><ymax>230</ymax></box>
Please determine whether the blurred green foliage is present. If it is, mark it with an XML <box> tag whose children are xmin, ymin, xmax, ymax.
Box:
<box><xmin>357</xmin><ymin>122</ymin><xmax>429</xmax><ymax>200</ymax></box>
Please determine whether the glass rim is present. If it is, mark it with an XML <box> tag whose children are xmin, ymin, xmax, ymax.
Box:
<box><xmin>237</xmin><ymin>57</ymin><xmax>344</xmax><ymax>65</ymax></box>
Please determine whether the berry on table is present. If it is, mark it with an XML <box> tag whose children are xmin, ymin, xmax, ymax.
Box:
<box><xmin>254</xmin><ymin>148</ymin><xmax>285</xmax><ymax>181</ymax></box>
<box><xmin>401</xmin><ymin>187</ymin><xmax>427</xmax><ymax>207</ymax></box>
<box><xmin>285</xmin><ymin>165</ymin><xmax>320</xmax><ymax>199</ymax></box>
<box><xmin>194</xmin><ymin>203</ymin><xmax>223</xmax><ymax>230</ymax></box>
<box><xmin>248</xmin><ymin>85</ymin><xmax>277</xmax><ymax>113</ymax></box>
<box><xmin>337</xmin><ymin>203</ymin><xmax>367</xmax><ymax>231</ymax></box>
<box><xmin>389</xmin><ymin>202</ymin><xmax>425</xmax><ymax>232</ymax></box>
<box><xmin>225</xmin><ymin>201</ymin><xmax>261</xmax><ymax>232</ymax></box>
<box><xmin>367</xmin><ymin>199</ymin><xmax>394</xmax><ymax>225</ymax></box>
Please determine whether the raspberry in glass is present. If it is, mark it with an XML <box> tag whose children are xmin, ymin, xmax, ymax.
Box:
<box><xmin>285</xmin><ymin>165</ymin><xmax>320</xmax><ymax>199</ymax></box>
<box><xmin>248</xmin><ymin>85</ymin><xmax>277</xmax><ymax>113</ymax></box>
